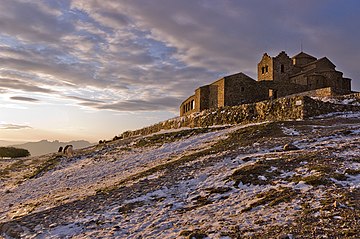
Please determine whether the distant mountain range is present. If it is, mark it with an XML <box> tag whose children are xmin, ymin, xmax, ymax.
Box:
<box><xmin>9</xmin><ymin>140</ymin><xmax>94</xmax><ymax>157</ymax></box>
<box><xmin>0</xmin><ymin>140</ymin><xmax>25</xmax><ymax>147</ymax></box>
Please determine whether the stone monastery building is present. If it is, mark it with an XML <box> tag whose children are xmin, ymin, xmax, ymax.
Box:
<box><xmin>180</xmin><ymin>51</ymin><xmax>352</xmax><ymax>116</ymax></box>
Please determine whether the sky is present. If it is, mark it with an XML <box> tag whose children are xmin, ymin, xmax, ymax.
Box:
<box><xmin>0</xmin><ymin>0</ymin><xmax>359</xmax><ymax>143</ymax></box>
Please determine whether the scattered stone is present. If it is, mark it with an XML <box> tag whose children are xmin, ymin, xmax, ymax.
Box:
<box><xmin>278</xmin><ymin>234</ymin><xmax>294</xmax><ymax>239</ymax></box>
<box><xmin>283</xmin><ymin>143</ymin><xmax>299</xmax><ymax>151</ymax></box>
<box><xmin>1</xmin><ymin>223</ymin><xmax>24</xmax><ymax>238</ymax></box>
<box><xmin>63</xmin><ymin>145</ymin><xmax>74</xmax><ymax>157</ymax></box>
<box><xmin>49</xmin><ymin>223</ymin><xmax>57</xmax><ymax>228</ymax></box>
<box><xmin>112</xmin><ymin>225</ymin><xmax>121</xmax><ymax>231</ymax></box>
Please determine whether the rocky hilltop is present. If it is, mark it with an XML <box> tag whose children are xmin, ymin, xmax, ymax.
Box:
<box><xmin>0</xmin><ymin>98</ymin><xmax>360</xmax><ymax>238</ymax></box>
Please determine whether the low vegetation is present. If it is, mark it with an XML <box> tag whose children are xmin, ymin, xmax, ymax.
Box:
<box><xmin>0</xmin><ymin>147</ymin><xmax>30</xmax><ymax>158</ymax></box>
<box><xmin>134</xmin><ymin>127</ymin><xmax>227</xmax><ymax>148</ymax></box>
<box><xmin>26</xmin><ymin>155</ymin><xmax>63</xmax><ymax>179</ymax></box>
<box><xmin>242</xmin><ymin>187</ymin><xmax>297</xmax><ymax>212</ymax></box>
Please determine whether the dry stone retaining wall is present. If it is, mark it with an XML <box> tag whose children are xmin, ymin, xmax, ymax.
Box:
<box><xmin>121</xmin><ymin>95</ymin><xmax>360</xmax><ymax>138</ymax></box>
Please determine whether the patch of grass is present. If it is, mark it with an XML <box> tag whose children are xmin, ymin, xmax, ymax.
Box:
<box><xmin>242</xmin><ymin>187</ymin><xmax>297</xmax><ymax>212</ymax></box>
<box><xmin>292</xmin><ymin>174</ymin><xmax>330</xmax><ymax>186</ymax></box>
<box><xmin>0</xmin><ymin>159</ymin><xmax>27</xmax><ymax>178</ymax></box>
<box><xmin>134</xmin><ymin>127</ymin><xmax>224</xmax><ymax>148</ymax></box>
<box><xmin>118</xmin><ymin>201</ymin><xmax>144</xmax><ymax>214</ymax></box>
<box><xmin>228</xmin><ymin>150</ymin><xmax>323</xmax><ymax>186</ymax></box>
<box><xmin>214</xmin><ymin>122</ymin><xmax>286</xmax><ymax>152</ymax></box>
<box><xmin>345</xmin><ymin>168</ymin><xmax>360</xmax><ymax>175</ymax></box>
<box><xmin>229</xmin><ymin>163</ymin><xmax>271</xmax><ymax>186</ymax></box>
<box><xmin>26</xmin><ymin>155</ymin><xmax>63</xmax><ymax>179</ymax></box>
<box><xmin>205</xmin><ymin>187</ymin><xmax>232</xmax><ymax>194</ymax></box>
<box><xmin>117</xmin><ymin>147</ymin><xmax>132</xmax><ymax>152</ymax></box>
<box><xmin>179</xmin><ymin>229</ymin><xmax>208</xmax><ymax>239</ymax></box>
<box><xmin>191</xmin><ymin>195</ymin><xmax>212</xmax><ymax>207</ymax></box>
<box><xmin>332</xmin><ymin>173</ymin><xmax>348</xmax><ymax>181</ymax></box>
<box><xmin>308</xmin><ymin>164</ymin><xmax>332</xmax><ymax>173</ymax></box>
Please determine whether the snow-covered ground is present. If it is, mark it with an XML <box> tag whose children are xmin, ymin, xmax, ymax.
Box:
<box><xmin>0</xmin><ymin>112</ymin><xmax>359</xmax><ymax>238</ymax></box>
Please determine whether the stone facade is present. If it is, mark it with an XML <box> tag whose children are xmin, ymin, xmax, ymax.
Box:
<box><xmin>180</xmin><ymin>50</ymin><xmax>353</xmax><ymax>116</ymax></box>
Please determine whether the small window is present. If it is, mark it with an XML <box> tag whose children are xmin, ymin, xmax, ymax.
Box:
<box><xmin>281</xmin><ymin>64</ymin><xmax>285</xmax><ymax>73</ymax></box>
<box><xmin>240</xmin><ymin>87</ymin><xmax>245</xmax><ymax>92</ymax></box>
<box><xmin>261</xmin><ymin>67</ymin><xmax>265</xmax><ymax>74</ymax></box>
<box><xmin>265</xmin><ymin>65</ymin><xmax>269</xmax><ymax>73</ymax></box>
<box><xmin>269</xmin><ymin>89</ymin><xmax>278</xmax><ymax>99</ymax></box>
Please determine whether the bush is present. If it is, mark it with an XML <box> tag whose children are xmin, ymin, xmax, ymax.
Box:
<box><xmin>0</xmin><ymin>147</ymin><xmax>30</xmax><ymax>158</ymax></box>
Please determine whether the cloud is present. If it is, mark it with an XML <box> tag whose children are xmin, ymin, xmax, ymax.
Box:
<box><xmin>0</xmin><ymin>89</ymin><xmax>8</xmax><ymax>94</ymax></box>
<box><xmin>0</xmin><ymin>0</ymin><xmax>359</xmax><ymax>115</ymax></box>
<box><xmin>66</xmin><ymin>95</ymin><xmax>105</xmax><ymax>104</ymax></box>
<box><xmin>95</xmin><ymin>96</ymin><xmax>180</xmax><ymax>112</ymax></box>
<box><xmin>10</xmin><ymin>96</ymin><xmax>39</xmax><ymax>102</ymax></box>
<box><xmin>0</xmin><ymin>78</ymin><xmax>55</xmax><ymax>94</ymax></box>
<box><xmin>0</xmin><ymin>123</ymin><xmax>32</xmax><ymax>130</ymax></box>
<box><xmin>0</xmin><ymin>0</ymin><xmax>73</xmax><ymax>43</ymax></box>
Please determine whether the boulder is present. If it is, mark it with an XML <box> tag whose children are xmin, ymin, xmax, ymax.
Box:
<box><xmin>283</xmin><ymin>143</ymin><xmax>299</xmax><ymax>151</ymax></box>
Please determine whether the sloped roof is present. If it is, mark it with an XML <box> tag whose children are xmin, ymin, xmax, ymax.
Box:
<box><xmin>292</xmin><ymin>51</ymin><xmax>317</xmax><ymax>60</ymax></box>
<box><xmin>224</xmin><ymin>72</ymin><xmax>255</xmax><ymax>81</ymax></box>
<box><xmin>302</xmin><ymin>57</ymin><xmax>336</xmax><ymax>69</ymax></box>
<box><xmin>316</xmin><ymin>57</ymin><xmax>336</xmax><ymax>68</ymax></box>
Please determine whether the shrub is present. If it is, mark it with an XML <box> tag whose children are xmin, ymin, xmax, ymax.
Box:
<box><xmin>0</xmin><ymin>147</ymin><xmax>30</xmax><ymax>158</ymax></box>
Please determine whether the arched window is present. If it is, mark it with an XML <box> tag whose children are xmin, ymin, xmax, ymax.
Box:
<box><xmin>281</xmin><ymin>64</ymin><xmax>285</xmax><ymax>73</ymax></box>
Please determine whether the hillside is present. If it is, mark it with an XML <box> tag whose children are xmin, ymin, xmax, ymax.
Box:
<box><xmin>0</xmin><ymin>111</ymin><xmax>359</xmax><ymax>238</ymax></box>
<box><xmin>10</xmin><ymin>140</ymin><xmax>93</xmax><ymax>157</ymax></box>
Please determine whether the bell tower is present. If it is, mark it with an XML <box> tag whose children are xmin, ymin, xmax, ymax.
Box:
<box><xmin>258</xmin><ymin>51</ymin><xmax>293</xmax><ymax>83</ymax></box>
<box><xmin>257</xmin><ymin>53</ymin><xmax>273</xmax><ymax>81</ymax></box>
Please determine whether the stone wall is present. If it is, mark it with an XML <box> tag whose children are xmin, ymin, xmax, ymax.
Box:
<box><xmin>208</xmin><ymin>79</ymin><xmax>225</xmax><ymax>108</ymax></box>
<box><xmin>302</xmin><ymin>96</ymin><xmax>360</xmax><ymax>118</ymax></box>
<box><xmin>259</xmin><ymin>81</ymin><xmax>309</xmax><ymax>98</ymax></box>
<box><xmin>121</xmin><ymin>95</ymin><xmax>360</xmax><ymax>138</ymax></box>
<box><xmin>287</xmin><ymin>87</ymin><xmax>334</xmax><ymax>98</ymax></box>
<box><xmin>287</xmin><ymin>87</ymin><xmax>356</xmax><ymax>98</ymax></box>
<box><xmin>121</xmin><ymin>96</ymin><xmax>303</xmax><ymax>138</ymax></box>
<box><xmin>195</xmin><ymin>86</ymin><xmax>210</xmax><ymax>112</ymax></box>
<box><xmin>224</xmin><ymin>73</ymin><xmax>268</xmax><ymax>106</ymax></box>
